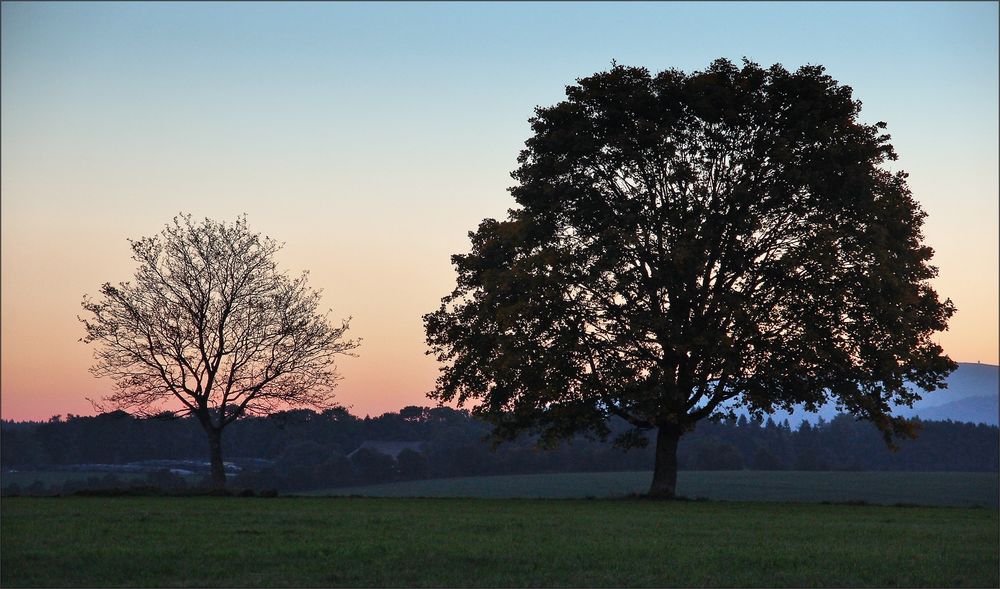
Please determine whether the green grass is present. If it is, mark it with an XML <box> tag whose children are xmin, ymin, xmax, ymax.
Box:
<box><xmin>1</xmin><ymin>496</ymin><xmax>997</xmax><ymax>587</ymax></box>
<box><xmin>310</xmin><ymin>470</ymin><xmax>1000</xmax><ymax>507</ymax></box>
<box><xmin>2</xmin><ymin>470</ymin><xmax>150</xmax><ymax>487</ymax></box>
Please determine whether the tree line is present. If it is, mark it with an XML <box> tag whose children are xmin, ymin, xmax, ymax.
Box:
<box><xmin>2</xmin><ymin>407</ymin><xmax>995</xmax><ymax>493</ymax></box>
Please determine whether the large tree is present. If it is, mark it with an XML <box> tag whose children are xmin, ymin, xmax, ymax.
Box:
<box><xmin>424</xmin><ymin>59</ymin><xmax>956</xmax><ymax>497</ymax></box>
<box><xmin>81</xmin><ymin>214</ymin><xmax>359</xmax><ymax>488</ymax></box>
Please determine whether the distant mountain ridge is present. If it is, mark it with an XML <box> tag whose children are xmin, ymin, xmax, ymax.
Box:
<box><xmin>901</xmin><ymin>395</ymin><xmax>998</xmax><ymax>425</ymax></box>
<box><xmin>900</xmin><ymin>362</ymin><xmax>998</xmax><ymax>425</ymax></box>
<box><xmin>734</xmin><ymin>362</ymin><xmax>999</xmax><ymax>427</ymax></box>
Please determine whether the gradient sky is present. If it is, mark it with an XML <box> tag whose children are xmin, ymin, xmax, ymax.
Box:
<box><xmin>2</xmin><ymin>2</ymin><xmax>998</xmax><ymax>421</ymax></box>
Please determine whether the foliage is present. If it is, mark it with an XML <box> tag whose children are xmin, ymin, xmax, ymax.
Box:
<box><xmin>79</xmin><ymin>214</ymin><xmax>359</xmax><ymax>486</ymax></box>
<box><xmin>349</xmin><ymin>448</ymin><xmax>396</xmax><ymax>484</ymax></box>
<box><xmin>396</xmin><ymin>448</ymin><xmax>430</xmax><ymax>480</ymax></box>
<box><xmin>424</xmin><ymin>59</ymin><xmax>956</xmax><ymax>495</ymax></box>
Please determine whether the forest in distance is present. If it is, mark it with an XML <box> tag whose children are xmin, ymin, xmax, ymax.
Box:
<box><xmin>2</xmin><ymin>405</ymin><xmax>996</xmax><ymax>495</ymax></box>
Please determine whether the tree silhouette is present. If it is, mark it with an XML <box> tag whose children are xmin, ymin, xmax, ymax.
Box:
<box><xmin>424</xmin><ymin>59</ymin><xmax>956</xmax><ymax>497</ymax></box>
<box><xmin>81</xmin><ymin>214</ymin><xmax>359</xmax><ymax>488</ymax></box>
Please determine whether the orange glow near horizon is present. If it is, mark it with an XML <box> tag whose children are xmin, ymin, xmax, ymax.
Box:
<box><xmin>2</xmin><ymin>3</ymin><xmax>997</xmax><ymax>422</ymax></box>
<box><xmin>1</xmin><ymin>210</ymin><xmax>996</xmax><ymax>422</ymax></box>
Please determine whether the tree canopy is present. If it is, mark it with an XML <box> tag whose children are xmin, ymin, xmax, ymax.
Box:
<box><xmin>81</xmin><ymin>214</ymin><xmax>360</xmax><ymax>486</ymax></box>
<box><xmin>424</xmin><ymin>59</ymin><xmax>956</xmax><ymax>496</ymax></box>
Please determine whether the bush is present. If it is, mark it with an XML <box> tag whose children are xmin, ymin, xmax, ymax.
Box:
<box><xmin>350</xmin><ymin>448</ymin><xmax>396</xmax><ymax>484</ymax></box>
<box><xmin>397</xmin><ymin>449</ymin><xmax>429</xmax><ymax>480</ymax></box>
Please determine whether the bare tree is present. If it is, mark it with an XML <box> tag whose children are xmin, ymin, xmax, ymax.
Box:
<box><xmin>81</xmin><ymin>214</ymin><xmax>360</xmax><ymax>488</ymax></box>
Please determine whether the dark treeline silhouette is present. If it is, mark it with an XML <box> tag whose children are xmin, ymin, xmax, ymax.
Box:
<box><xmin>2</xmin><ymin>407</ymin><xmax>996</xmax><ymax>494</ymax></box>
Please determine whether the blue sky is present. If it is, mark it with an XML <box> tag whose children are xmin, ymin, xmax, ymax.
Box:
<box><xmin>2</xmin><ymin>2</ymin><xmax>997</xmax><ymax>419</ymax></box>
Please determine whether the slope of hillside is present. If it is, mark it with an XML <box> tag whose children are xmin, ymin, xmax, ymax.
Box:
<box><xmin>909</xmin><ymin>395</ymin><xmax>999</xmax><ymax>425</ymax></box>
<box><xmin>900</xmin><ymin>362</ymin><xmax>997</xmax><ymax>425</ymax></box>
<box><xmin>734</xmin><ymin>362</ymin><xmax>999</xmax><ymax>426</ymax></box>
<box><xmin>912</xmin><ymin>362</ymin><xmax>999</xmax><ymax>406</ymax></box>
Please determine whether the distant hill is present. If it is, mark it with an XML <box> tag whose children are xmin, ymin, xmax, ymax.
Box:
<box><xmin>734</xmin><ymin>362</ymin><xmax>999</xmax><ymax>427</ymax></box>
<box><xmin>905</xmin><ymin>395</ymin><xmax>998</xmax><ymax>425</ymax></box>
<box><xmin>911</xmin><ymin>362</ymin><xmax>999</xmax><ymax>405</ymax></box>
<box><xmin>901</xmin><ymin>362</ymin><xmax>997</xmax><ymax>425</ymax></box>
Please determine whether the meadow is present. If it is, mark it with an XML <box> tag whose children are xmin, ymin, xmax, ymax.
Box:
<box><xmin>2</xmin><ymin>496</ymin><xmax>997</xmax><ymax>587</ymax></box>
<box><xmin>2</xmin><ymin>470</ymin><xmax>149</xmax><ymax>487</ymax></box>
<box><xmin>313</xmin><ymin>470</ymin><xmax>999</xmax><ymax>507</ymax></box>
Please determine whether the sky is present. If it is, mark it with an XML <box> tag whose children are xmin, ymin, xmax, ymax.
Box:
<box><xmin>2</xmin><ymin>1</ymin><xmax>997</xmax><ymax>421</ymax></box>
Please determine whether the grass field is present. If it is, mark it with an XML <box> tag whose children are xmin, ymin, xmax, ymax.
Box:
<box><xmin>311</xmin><ymin>470</ymin><xmax>1000</xmax><ymax>507</ymax></box>
<box><xmin>2</xmin><ymin>496</ymin><xmax>997</xmax><ymax>587</ymax></box>
<box><xmin>2</xmin><ymin>470</ymin><xmax>150</xmax><ymax>487</ymax></box>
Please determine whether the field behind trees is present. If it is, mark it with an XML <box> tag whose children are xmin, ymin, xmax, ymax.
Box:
<box><xmin>312</xmin><ymin>470</ymin><xmax>999</xmax><ymax>507</ymax></box>
<box><xmin>2</xmin><ymin>496</ymin><xmax>996</xmax><ymax>587</ymax></box>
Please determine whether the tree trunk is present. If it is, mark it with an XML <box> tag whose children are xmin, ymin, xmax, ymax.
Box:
<box><xmin>648</xmin><ymin>423</ymin><xmax>682</xmax><ymax>498</ymax></box>
<box><xmin>207</xmin><ymin>428</ymin><xmax>226</xmax><ymax>489</ymax></box>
